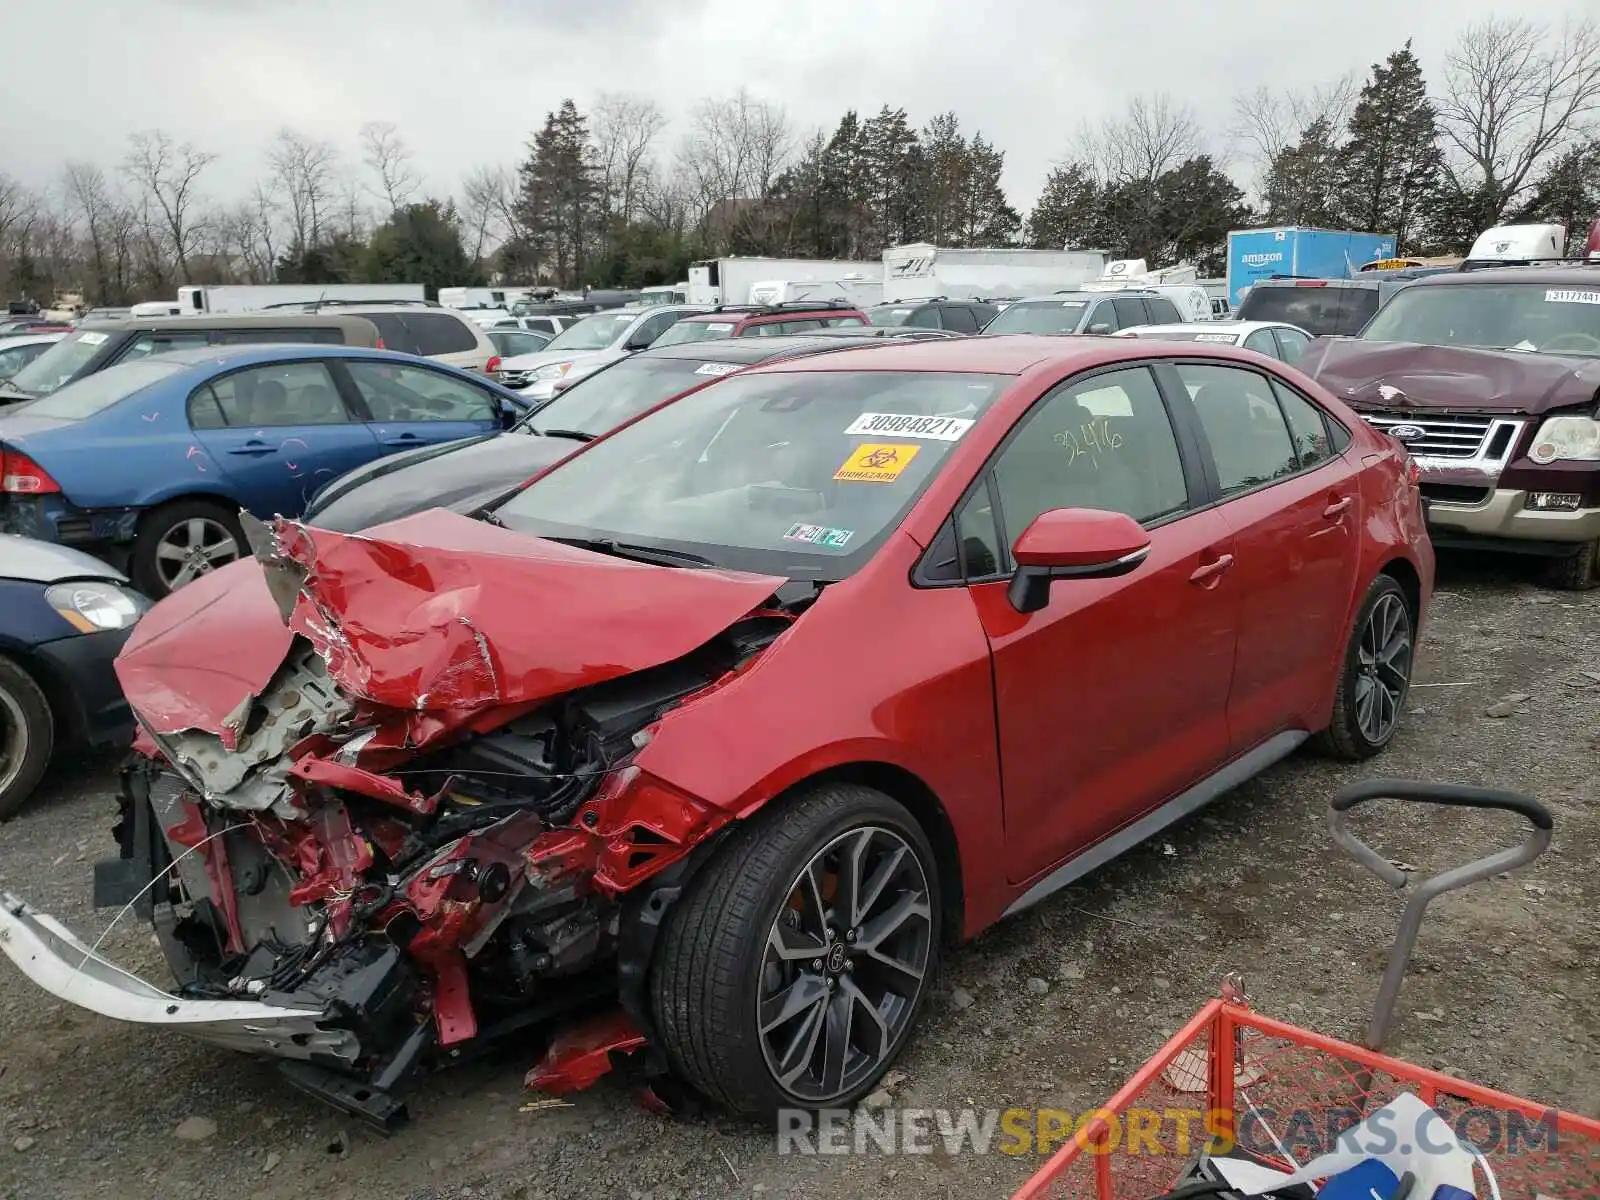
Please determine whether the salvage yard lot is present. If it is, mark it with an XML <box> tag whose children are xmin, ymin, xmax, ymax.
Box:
<box><xmin>0</xmin><ymin>554</ymin><xmax>1593</xmax><ymax>1200</ymax></box>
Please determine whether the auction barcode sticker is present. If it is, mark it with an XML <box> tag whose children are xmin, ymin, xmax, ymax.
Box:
<box><xmin>844</xmin><ymin>412</ymin><xmax>974</xmax><ymax>441</ymax></box>
<box><xmin>1544</xmin><ymin>289</ymin><xmax>1600</xmax><ymax>305</ymax></box>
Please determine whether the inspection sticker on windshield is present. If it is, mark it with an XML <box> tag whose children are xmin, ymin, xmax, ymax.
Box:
<box><xmin>1545</xmin><ymin>289</ymin><xmax>1600</xmax><ymax>305</ymax></box>
<box><xmin>783</xmin><ymin>522</ymin><xmax>854</xmax><ymax>549</ymax></box>
<box><xmin>78</xmin><ymin>331</ymin><xmax>109</xmax><ymax>345</ymax></box>
<box><xmin>845</xmin><ymin>412</ymin><xmax>974</xmax><ymax>441</ymax></box>
<box><xmin>835</xmin><ymin>442</ymin><xmax>920</xmax><ymax>483</ymax></box>
<box><xmin>704</xmin><ymin>322</ymin><xmax>736</xmax><ymax>332</ymax></box>
<box><xmin>694</xmin><ymin>361</ymin><xmax>740</xmax><ymax>376</ymax></box>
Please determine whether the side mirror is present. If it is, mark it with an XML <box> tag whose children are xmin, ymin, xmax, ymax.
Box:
<box><xmin>1086</xmin><ymin>322</ymin><xmax>1114</xmax><ymax>335</ymax></box>
<box><xmin>1007</xmin><ymin>508</ymin><xmax>1151</xmax><ymax>614</ymax></box>
<box><xmin>624</xmin><ymin>331</ymin><xmax>655</xmax><ymax>351</ymax></box>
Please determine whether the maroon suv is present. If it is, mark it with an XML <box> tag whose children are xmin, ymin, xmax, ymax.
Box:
<box><xmin>1299</xmin><ymin>266</ymin><xmax>1600</xmax><ymax>589</ymax></box>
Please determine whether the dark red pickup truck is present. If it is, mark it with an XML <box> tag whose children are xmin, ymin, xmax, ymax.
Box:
<box><xmin>1298</xmin><ymin>266</ymin><xmax>1600</xmax><ymax>589</ymax></box>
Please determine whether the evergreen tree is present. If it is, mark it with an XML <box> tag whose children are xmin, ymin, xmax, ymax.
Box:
<box><xmin>954</xmin><ymin>134</ymin><xmax>1019</xmax><ymax>246</ymax></box>
<box><xmin>512</xmin><ymin>100</ymin><xmax>600</xmax><ymax>287</ymax></box>
<box><xmin>860</xmin><ymin>106</ymin><xmax>920</xmax><ymax>250</ymax></box>
<box><xmin>1337</xmin><ymin>42</ymin><xmax>1443</xmax><ymax>251</ymax></box>
<box><xmin>1512</xmin><ymin>140</ymin><xmax>1600</xmax><ymax>239</ymax></box>
<box><xmin>1026</xmin><ymin>163</ymin><xmax>1102</xmax><ymax>249</ymax></box>
<box><xmin>364</xmin><ymin>200</ymin><xmax>480</xmax><ymax>291</ymax></box>
<box><xmin>915</xmin><ymin>112</ymin><xmax>970</xmax><ymax>246</ymax></box>
<box><xmin>1263</xmin><ymin>118</ymin><xmax>1344</xmax><ymax>228</ymax></box>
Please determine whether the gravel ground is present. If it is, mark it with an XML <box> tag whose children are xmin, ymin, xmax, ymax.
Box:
<box><xmin>0</xmin><ymin>552</ymin><xmax>1593</xmax><ymax>1200</ymax></box>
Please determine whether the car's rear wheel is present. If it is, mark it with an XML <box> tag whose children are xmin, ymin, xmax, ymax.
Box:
<box><xmin>131</xmin><ymin>499</ymin><xmax>245</xmax><ymax>599</ymax></box>
<box><xmin>1541</xmin><ymin>537</ymin><xmax>1599</xmax><ymax>591</ymax></box>
<box><xmin>0</xmin><ymin>656</ymin><xmax>54</xmax><ymax>821</ymax></box>
<box><xmin>1317</xmin><ymin>574</ymin><xmax>1414</xmax><ymax>760</ymax></box>
<box><xmin>650</xmin><ymin>783</ymin><xmax>940</xmax><ymax>1120</ymax></box>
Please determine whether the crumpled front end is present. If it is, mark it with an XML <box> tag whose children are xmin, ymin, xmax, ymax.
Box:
<box><xmin>13</xmin><ymin>510</ymin><xmax>797</xmax><ymax>1124</ymax></box>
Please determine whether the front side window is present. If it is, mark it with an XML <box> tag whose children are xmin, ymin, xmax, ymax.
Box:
<box><xmin>495</xmin><ymin>370</ymin><xmax>1009</xmax><ymax>579</ymax></box>
<box><xmin>345</xmin><ymin>361</ymin><xmax>497</xmax><ymax>422</ymax></box>
<box><xmin>991</xmin><ymin>366</ymin><xmax>1189</xmax><ymax>539</ymax></box>
<box><xmin>192</xmin><ymin>361</ymin><xmax>349</xmax><ymax>428</ymax></box>
<box><xmin>1084</xmin><ymin>301</ymin><xmax>1119</xmax><ymax>333</ymax></box>
<box><xmin>1176</xmin><ymin>363</ymin><xmax>1298</xmax><ymax>495</ymax></box>
<box><xmin>117</xmin><ymin>330</ymin><xmax>212</xmax><ymax>362</ymax></box>
<box><xmin>1273</xmin><ymin>380</ymin><xmax>1337</xmax><ymax>468</ymax></box>
<box><xmin>1360</xmin><ymin>282</ymin><xmax>1600</xmax><ymax>357</ymax></box>
<box><xmin>1242</xmin><ymin>329</ymin><xmax>1279</xmax><ymax>356</ymax></box>
<box><xmin>1273</xmin><ymin>327</ymin><xmax>1311</xmax><ymax>364</ymax></box>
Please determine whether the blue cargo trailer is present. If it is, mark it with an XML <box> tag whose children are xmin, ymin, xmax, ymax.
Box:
<box><xmin>1225</xmin><ymin>227</ymin><xmax>1396</xmax><ymax>306</ymax></box>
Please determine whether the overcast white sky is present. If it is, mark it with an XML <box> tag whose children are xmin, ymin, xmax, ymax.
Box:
<box><xmin>0</xmin><ymin>0</ymin><xmax>1586</xmax><ymax>214</ymax></box>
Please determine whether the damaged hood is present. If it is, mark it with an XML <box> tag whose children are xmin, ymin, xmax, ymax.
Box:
<box><xmin>305</xmin><ymin>433</ymin><xmax>573</xmax><ymax>534</ymax></box>
<box><xmin>1299</xmin><ymin>338</ymin><xmax>1600</xmax><ymax>414</ymax></box>
<box><xmin>116</xmin><ymin>509</ymin><xmax>786</xmax><ymax>745</ymax></box>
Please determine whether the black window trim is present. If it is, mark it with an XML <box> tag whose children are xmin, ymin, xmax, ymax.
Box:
<box><xmin>911</xmin><ymin>359</ymin><xmax>1208</xmax><ymax>589</ymax></box>
<box><xmin>183</xmin><ymin>357</ymin><xmax>360</xmax><ymax>430</ymax></box>
<box><xmin>1150</xmin><ymin>358</ymin><xmax>1352</xmax><ymax>510</ymax></box>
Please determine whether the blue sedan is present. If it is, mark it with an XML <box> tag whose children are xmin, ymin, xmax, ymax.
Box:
<box><xmin>0</xmin><ymin>345</ymin><xmax>529</xmax><ymax>596</ymax></box>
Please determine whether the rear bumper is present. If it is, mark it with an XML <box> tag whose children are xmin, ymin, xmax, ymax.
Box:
<box><xmin>0</xmin><ymin>891</ymin><xmax>359</xmax><ymax>1063</ymax></box>
<box><xmin>1424</xmin><ymin>487</ymin><xmax>1600</xmax><ymax>555</ymax></box>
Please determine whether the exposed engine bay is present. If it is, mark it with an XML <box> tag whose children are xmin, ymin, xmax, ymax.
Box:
<box><xmin>87</xmin><ymin>512</ymin><xmax>802</xmax><ymax>1128</ymax></box>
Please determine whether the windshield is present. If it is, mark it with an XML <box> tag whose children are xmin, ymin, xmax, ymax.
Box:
<box><xmin>11</xmin><ymin>359</ymin><xmax>182</xmax><ymax>420</ymax></box>
<box><xmin>1237</xmin><ymin>284</ymin><xmax>1378</xmax><ymax>336</ymax></box>
<box><xmin>868</xmin><ymin>308</ymin><xmax>914</xmax><ymax>327</ymax></box>
<box><xmin>496</xmin><ymin>370</ymin><xmax>1008</xmax><ymax>579</ymax></box>
<box><xmin>1361</xmin><ymin>282</ymin><xmax>1600</xmax><ymax>356</ymax></box>
<box><xmin>982</xmin><ymin>299</ymin><xmax>1089</xmax><ymax>335</ymax></box>
<box><xmin>543</xmin><ymin>312</ymin><xmax>637</xmax><ymax>352</ymax></box>
<box><xmin>651</xmin><ymin>319</ymin><xmax>738</xmax><ymax>347</ymax></box>
<box><xmin>7</xmin><ymin>329</ymin><xmax>114</xmax><ymax>396</ymax></box>
<box><xmin>531</xmin><ymin>356</ymin><xmax>749</xmax><ymax>437</ymax></box>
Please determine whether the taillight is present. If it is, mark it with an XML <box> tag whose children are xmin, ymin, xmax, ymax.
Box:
<box><xmin>486</xmin><ymin>356</ymin><xmax>502</xmax><ymax>377</ymax></box>
<box><xmin>1585</xmin><ymin>218</ymin><xmax>1600</xmax><ymax>262</ymax></box>
<box><xmin>0</xmin><ymin>448</ymin><xmax>61</xmax><ymax>494</ymax></box>
<box><xmin>374</xmin><ymin>336</ymin><xmax>386</xmax><ymax>349</ymax></box>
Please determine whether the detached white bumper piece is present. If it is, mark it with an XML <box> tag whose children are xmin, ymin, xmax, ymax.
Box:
<box><xmin>0</xmin><ymin>891</ymin><xmax>358</xmax><ymax>1063</ymax></box>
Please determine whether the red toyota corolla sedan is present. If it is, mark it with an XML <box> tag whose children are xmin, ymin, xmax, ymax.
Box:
<box><xmin>0</xmin><ymin>336</ymin><xmax>1432</xmax><ymax>1127</ymax></box>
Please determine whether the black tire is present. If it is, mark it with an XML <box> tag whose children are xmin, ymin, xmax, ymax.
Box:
<box><xmin>0</xmin><ymin>656</ymin><xmax>55</xmax><ymax>821</ymax></box>
<box><xmin>1316</xmin><ymin>574</ymin><xmax>1414</xmax><ymax>761</ymax></box>
<box><xmin>649</xmin><ymin>783</ymin><xmax>941</xmax><ymax>1121</ymax></box>
<box><xmin>1541</xmin><ymin>538</ymin><xmax>1599</xmax><ymax>592</ymax></box>
<box><xmin>130</xmin><ymin>498</ymin><xmax>246</xmax><ymax>599</ymax></box>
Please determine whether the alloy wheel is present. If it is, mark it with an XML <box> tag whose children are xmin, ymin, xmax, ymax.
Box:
<box><xmin>756</xmin><ymin>825</ymin><xmax>933</xmax><ymax>1103</ymax></box>
<box><xmin>0</xmin><ymin>687</ymin><xmax>27</xmax><ymax>797</ymax></box>
<box><xmin>154</xmin><ymin>517</ymin><xmax>240</xmax><ymax>591</ymax></box>
<box><xmin>1355</xmin><ymin>592</ymin><xmax>1411</xmax><ymax>744</ymax></box>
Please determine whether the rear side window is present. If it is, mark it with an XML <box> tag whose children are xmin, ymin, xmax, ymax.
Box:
<box><xmin>941</xmin><ymin>307</ymin><xmax>979</xmax><ymax>333</ymax></box>
<box><xmin>1112</xmin><ymin>298</ymin><xmax>1148</xmax><ymax>329</ymax></box>
<box><xmin>190</xmin><ymin>361</ymin><xmax>350</xmax><ymax>428</ymax></box>
<box><xmin>1271</xmin><ymin>380</ymin><xmax>1336</xmax><ymax>467</ymax></box>
<box><xmin>363</xmin><ymin>313</ymin><xmax>417</xmax><ymax>354</ymax></box>
<box><xmin>1144</xmin><ymin>297</ymin><xmax>1182</xmax><ymax>324</ymax></box>
<box><xmin>1177</xmin><ymin>363</ymin><xmax>1298</xmax><ymax>495</ymax></box>
<box><xmin>404</xmin><ymin>313</ymin><xmax>479</xmax><ymax>355</ymax></box>
<box><xmin>211</xmin><ymin>327</ymin><xmax>346</xmax><ymax>346</ymax></box>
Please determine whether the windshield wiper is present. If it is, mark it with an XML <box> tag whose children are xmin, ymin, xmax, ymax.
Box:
<box><xmin>532</xmin><ymin>427</ymin><xmax>594</xmax><ymax>442</ymax></box>
<box><xmin>547</xmin><ymin>536</ymin><xmax>713</xmax><ymax>568</ymax></box>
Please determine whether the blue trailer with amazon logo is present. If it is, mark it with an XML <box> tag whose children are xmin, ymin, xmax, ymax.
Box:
<box><xmin>1225</xmin><ymin>227</ymin><xmax>1396</xmax><ymax>307</ymax></box>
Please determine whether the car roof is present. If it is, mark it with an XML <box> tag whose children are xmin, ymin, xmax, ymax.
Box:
<box><xmin>672</xmin><ymin>305</ymin><xmax>861</xmax><ymax>322</ymax></box>
<box><xmin>73</xmin><ymin>312</ymin><xmax>379</xmax><ymax>332</ymax></box>
<box><xmin>1404</xmin><ymin>265</ymin><xmax>1600</xmax><ymax>287</ymax></box>
<box><xmin>740</xmin><ymin>333</ymin><xmax>1154</xmax><ymax>377</ymax></box>
<box><xmin>1118</xmin><ymin>321</ymin><xmax>1293</xmax><ymax>336</ymax></box>
<box><xmin>632</xmin><ymin>334</ymin><xmax>879</xmax><ymax>363</ymax></box>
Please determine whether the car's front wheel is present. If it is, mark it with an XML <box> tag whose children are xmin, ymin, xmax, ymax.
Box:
<box><xmin>650</xmin><ymin>783</ymin><xmax>940</xmax><ymax>1120</ymax></box>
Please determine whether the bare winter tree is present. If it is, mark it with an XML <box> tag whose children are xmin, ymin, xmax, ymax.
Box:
<box><xmin>676</xmin><ymin>88</ymin><xmax>793</xmax><ymax>236</ymax></box>
<box><xmin>1230</xmin><ymin>74</ymin><xmax>1359</xmax><ymax>196</ymax></box>
<box><xmin>359</xmin><ymin>120</ymin><xmax>421</xmax><ymax>214</ymax></box>
<box><xmin>1437</xmin><ymin>16</ymin><xmax>1600</xmax><ymax>226</ymax></box>
<box><xmin>1071</xmin><ymin>94</ymin><xmax>1203</xmax><ymax>186</ymax></box>
<box><xmin>460</xmin><ymin>165</ymin><xmax>519</xmax><ymax>264</ymax></box>
<box><xmin>120</xmin><ymin>130</ymin><xmax>217</xmax><ymax>281</ymax></box>
<box><xmin>62</xmin><ymin>163</ymin><xmax>116</xmax><ymax>299</ymax></box>
<box><xmin>267</xmin><ymin>129</ymin><xmax>340</xmax><ymax>249</ymax></box>
<box><xmin>0</xmin><ymin>172</ymin><xmax>37</xmax><ymax>254</ymax></box>
<box><xmin>592</xmin><ymin>93</ymin><xmax>668</xmax><ymax>227</ymax></box>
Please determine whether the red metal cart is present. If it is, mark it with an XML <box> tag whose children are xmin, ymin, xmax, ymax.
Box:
<box><xmin>1012</xmin><ymin>779</ymin><xmax>1600</xmax><ymax>1200</ymax></box>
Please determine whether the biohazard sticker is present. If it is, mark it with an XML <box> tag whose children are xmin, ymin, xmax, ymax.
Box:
<box><xmin>783</xmin><ymin>522</ymin><xmax>854</xmax><ymax>549</ymax></box>
<box><xmin>1545</xmin><ymin>289</ymin><xmax>1600</xmax><ymax>305</ymax></box>
<box><xmin>834</xmin><ymin>442</ymin><xmax>920</xmax><ymax>483</ymax></box>
<box><xmin>844</xmin><ymin>412</ymin><xmax>973</xmax><ymax>441</ymax></box>
<box><xmin>694</xmin><ymin>362</ymin><xmax>739</xmax><ymax>375</ymax></box>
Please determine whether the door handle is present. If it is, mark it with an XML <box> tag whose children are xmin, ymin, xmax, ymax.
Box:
<box><xmin>1323</xmin><ymin>496</ymin><xmax>1353</xmax><ymax>519</ymax></box>
<box><xmin>1189</xmin><ymin>553</ymin><xmax>1235</xmax><ymax>585</ymax></box>
<box><xmin>226</xmin><ymin>442</ymin><xmax>276</xmax><ymax>456</ymax></box>
<box><xmin>382</xmin><ymin>433</ymin><xmax>424</xmax><ymax>446</ymax></box>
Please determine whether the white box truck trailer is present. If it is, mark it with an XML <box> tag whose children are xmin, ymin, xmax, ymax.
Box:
<box><xmin>881</xmin><ymin>243</ymin><xmax>1107</xmax><ymax>303</ymax></box>
<box><xmin>174</xmin><ymin>283</ymin><xmax>428</xmax><ymax>314</ymax></box>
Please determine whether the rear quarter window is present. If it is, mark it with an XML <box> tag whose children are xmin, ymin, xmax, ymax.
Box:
<box><xmin>362</xmin><ymin>313</ymin><xmax>418</xmax><ymax>354</ymax></box>
<box><xmin>404</xmin><ymin>313</ymin><xmax>480</xmax><ymax>355</ymax></box>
